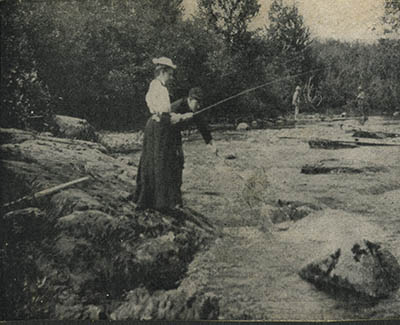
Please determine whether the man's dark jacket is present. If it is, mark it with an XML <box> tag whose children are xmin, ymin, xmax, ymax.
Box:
<box><xmin>171</xmin><ymin>97</ymin><xmax>212</xmax><ymax>146</ymax></box>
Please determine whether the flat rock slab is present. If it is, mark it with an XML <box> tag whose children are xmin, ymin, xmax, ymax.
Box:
<box><xmin>299</xmin><ymin>239</ymin><xmax>400</xmax><ymax>299</ymax></box>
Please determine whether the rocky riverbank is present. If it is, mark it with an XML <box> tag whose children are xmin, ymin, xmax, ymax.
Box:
<box><xmin>0</xmin><ymin>127</ymin><xmax>220</xmax><ymax>320</ymax></box>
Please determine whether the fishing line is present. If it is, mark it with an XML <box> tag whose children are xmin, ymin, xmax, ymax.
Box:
<box><xmin>194</xmin><ymin>67</ymin><xmax>328</xmax><ymax>117</ymax></box>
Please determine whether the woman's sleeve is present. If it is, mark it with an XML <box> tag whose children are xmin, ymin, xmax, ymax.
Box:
<box><xmin>145</xmin><ymin>80</ymin><xmax>171</xmax><ymax>114</ymax></box>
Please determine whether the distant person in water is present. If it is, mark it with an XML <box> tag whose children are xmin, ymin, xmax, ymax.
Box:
<box><xmin>171</xmin><ymin>87</ymin><xmax>218</xmax><ymax>196</ymax></box>
<box><xmin>356</xmin><ymin>85</ymin><xmax>368</xmax><ymax>125</ymax></box>
<box><xmin>292</xmin><ymin>85</ymin><xmax>302</xmax><ymax>121</ymax></box>
<box><xmin>134</xmin><ymin>57</ymin><xmax>193</xmax><ymax>211</ymax></box>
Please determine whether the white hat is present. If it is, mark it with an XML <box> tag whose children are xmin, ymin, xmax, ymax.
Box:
<box><xmin>296</xmin><ymin>86</ymin><xmax>301</xmax><ymax>90</ymax></box>
<box><xmin>152</xmin><ymin>57</ymin><xmax>177</xmax><ymax>69</ymax></box>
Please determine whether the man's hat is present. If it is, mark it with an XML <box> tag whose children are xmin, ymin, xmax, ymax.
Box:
<box><xmin>296</xmin><ymin>85</ymin><xmax>301</xmax><ymax>90</ymax></box>
<box><xmin>152</xmin><ymin>57</ymin><xmax>177</xmax><ymax>69</ymax></box>
<box><xmin>189</xmin><ymin>87</ymin><xmax>203</xmax><ymax>101</ymax></box>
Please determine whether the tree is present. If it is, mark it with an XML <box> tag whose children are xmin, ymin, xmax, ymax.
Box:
<box><xmin>22</xmin><ymin>0</ymin><xmax>188</xmax><ymax>130</ymax></box>
<box><xmin>266</xmin><ymin>0</ymin><xmax>312</xmax><ymax>74</ymax></box>
<box><xmin>198</xmin><ymin>0</ymin><xmax>260</xmax><ymax>49</ymax></box>
<box><xmin>0</xmin><ymin>0</ymin><xmax>52</xmax><ymax>129</ymax></box>
<box><xmin>264</xmin><ymin>0</ymin><xmax>316</xmax><ymax>113</ymax></box>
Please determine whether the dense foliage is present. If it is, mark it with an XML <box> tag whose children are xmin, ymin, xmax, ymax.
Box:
<box><xmin>1</xmin><ymin>0</ymin><xmax>399</xmax><ymax>131</ymax></box>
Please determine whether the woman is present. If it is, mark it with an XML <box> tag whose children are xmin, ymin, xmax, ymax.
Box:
<box><xmin>134</xmin><ymin>57</ymin><xmax>193</xmax><ymax>211</ymax></box>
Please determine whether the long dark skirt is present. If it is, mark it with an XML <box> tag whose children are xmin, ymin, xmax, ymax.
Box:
<box><xmin>134</xmin><ymin>113</ymin><xmax>184</xmax><ymax>210</ymax></box>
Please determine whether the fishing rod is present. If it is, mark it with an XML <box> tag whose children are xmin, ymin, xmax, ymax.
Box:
<box><xmin>193</xmin><ymin>67</ymin><xmax>327</xmax><ymax>117</ymax></box>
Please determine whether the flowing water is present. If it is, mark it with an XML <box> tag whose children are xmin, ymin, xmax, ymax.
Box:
<box><xmin>176</xmin><ymin>116</ymin><xmax>400</xmax><ymax>320</ymax></box>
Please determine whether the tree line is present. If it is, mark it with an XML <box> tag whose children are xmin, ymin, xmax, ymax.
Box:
<box><xmin>1</xmin><ymin>0</ymin><xmax>399</xmax><ymax>131</ymax></box>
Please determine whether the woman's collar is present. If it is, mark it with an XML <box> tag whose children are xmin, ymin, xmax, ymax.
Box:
<box><xmin>156</xmin><ymin>77</ymin><xmax>166</xmax><ymax>86</ymax></box>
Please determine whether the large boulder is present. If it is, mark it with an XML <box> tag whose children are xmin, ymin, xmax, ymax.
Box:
<box><xmin>279</xmin><ymin>210</ymin><xmax>400</xmax><ymax>299</ymax></box>
<box><xmin>53</xmin><ymin>115</ymin><xmax>97</xmax><ymax>142</ymax></box>
<box><xmin>299</xmin><ymin>239</ymin><xmax>400</xmax><ymax>299</ymax></box>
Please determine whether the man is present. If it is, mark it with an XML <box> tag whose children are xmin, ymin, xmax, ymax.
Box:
<box><xmin>171</xmin><ymin>87</ymin><xmax>217</xmax><ymax>154</ymax></box>
<box><xmin>356</xmin><ymin>85</ymin><xmax>368</xmax><ymax>125</ymax></box>
<box><xmin>171</xmin><ymin>88</ymin><xmax>218</xmax><ymax>206</ymax></box>
<box><xmin>292</xmin><ymin>85</ymin><xmax>302</xmax><ymax>121</ymax></box>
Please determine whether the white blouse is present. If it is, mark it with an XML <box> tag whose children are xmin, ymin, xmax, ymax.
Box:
<box><xmin>145</xmin><ymin>79</ymin><xmax>171</xmax><ymax>114</ymax></box>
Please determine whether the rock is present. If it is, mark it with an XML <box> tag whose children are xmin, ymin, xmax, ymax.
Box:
<box><xmin>299</xmin><ymin>239</ymin><xmax>400</xmax><ymax>299</ymax></box>
<box><xmin>301</xmin><ymin>159</ymin><xmax>387</xmax><ymax>175</ymax></box>
<box><xmin>1</xmin><ymin>127</ymin><xmax>218</xmax><ymax>320</ymax></box>
<box><xmin>40</xmin><ymin>131</ymin><xmax>54</xmax><ymax>137</ymax></box>
<box><xmin>98</xmin><ymin>131</ymin><xmax>143</xmax><ymax>153</ymax></box>
<box><xmin>0</xmin><ymin>128</ymin><xmax>35</xmax><ymax>144</ymax></box>
<box><xmin>293</xmin><ymin>205</ymin><xmax>315</xmax><ymax>220</ymax></box>
<box><xmin>251</xmin><ymin>120</ymin><xmax>258</xmax><ymax>128</ymax></box>
<box><xmin>110</xmin><ymin>287</ymin><xmax>219</xmax><ymax>320</ymax></box>
<box><xmin>53</xmin><ymin>115</ymin><xmax>98</xmax><ymax>142</ymax></box>
<box><xmin>225</xmin><ymin>154</ymin><xmax>236</xmax><ymax>160</ymax></box>
<box><xmin>393</xmin><ymin>111</ymin><xmax>400</xmax><ymax>118</ymax></box>
<box><xmin>2</xmin><ymin>208</ymin><xmax>49</xmax><ymax>242</ymax></box>
<box><xmin>309</xmin><ymin>139</ymin><xmax>358</xmax><ymax>149</ymax></box>
<box><xmin>352</xmin><ymin>130</ymin><xmax>399</xmax><ymax>139</ymax></box>
<box><xmin>56</xmin><ymin>210</ymin><xmax>116</xmax><ymax>238</ymax></box>
<box><xmin>256</xmin><ymin>203</ymin><xmax>315</xmax><ymax>225</ymax></box>
<box><xmin>236</xmin><ymin>122</ymin><xmax>250</xmax><ymax>131</ymax></box>
<box><xmin>82</xmin><ymin>305</ymin><xmax>105</xmax><ymax>320</ymax></box>
<box><xmin>49</xmin><ymin>189</ymin><xmax>103</xmax><ymax>220</ymax></box>
<box><xmin>264</xmin><ymin>120</ymin><xmax>275</xmax><ymax>128</ymax></box>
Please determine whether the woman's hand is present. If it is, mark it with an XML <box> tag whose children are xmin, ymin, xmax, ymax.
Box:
<box><xmin>170</xmin><ymin>112</ymin><xmax>193</xmax><ymax>124</ymax></box>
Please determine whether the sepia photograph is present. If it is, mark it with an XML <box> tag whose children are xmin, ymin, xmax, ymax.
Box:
<box><xmin>1</xmin><ymin>0</ymin><xmax>400</xmax><ymax>322</ymax></box>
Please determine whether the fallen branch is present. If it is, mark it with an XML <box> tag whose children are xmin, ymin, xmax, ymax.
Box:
<box><xmin>2</xmin><ymin>176</ymin><xmax>90</xmax><ymax>211</ymax></box>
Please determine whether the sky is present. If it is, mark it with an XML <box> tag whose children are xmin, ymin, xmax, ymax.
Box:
<box><xmin>183</xmin><ymin>0</ymin><xmax>387</xmax><ymax>42</ymax></box>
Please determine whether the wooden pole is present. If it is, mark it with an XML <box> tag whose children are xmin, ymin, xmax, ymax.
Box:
<box><xmin>2</xmin><ymin>176</ymin><xmax>90</xmax><ymax>211</ymax></box>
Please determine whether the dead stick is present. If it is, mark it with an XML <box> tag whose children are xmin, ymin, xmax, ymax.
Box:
<box><xmin>2</xmin><ymin>176</ymin><xmax>90</xmax><ymax>209</ymax></box>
